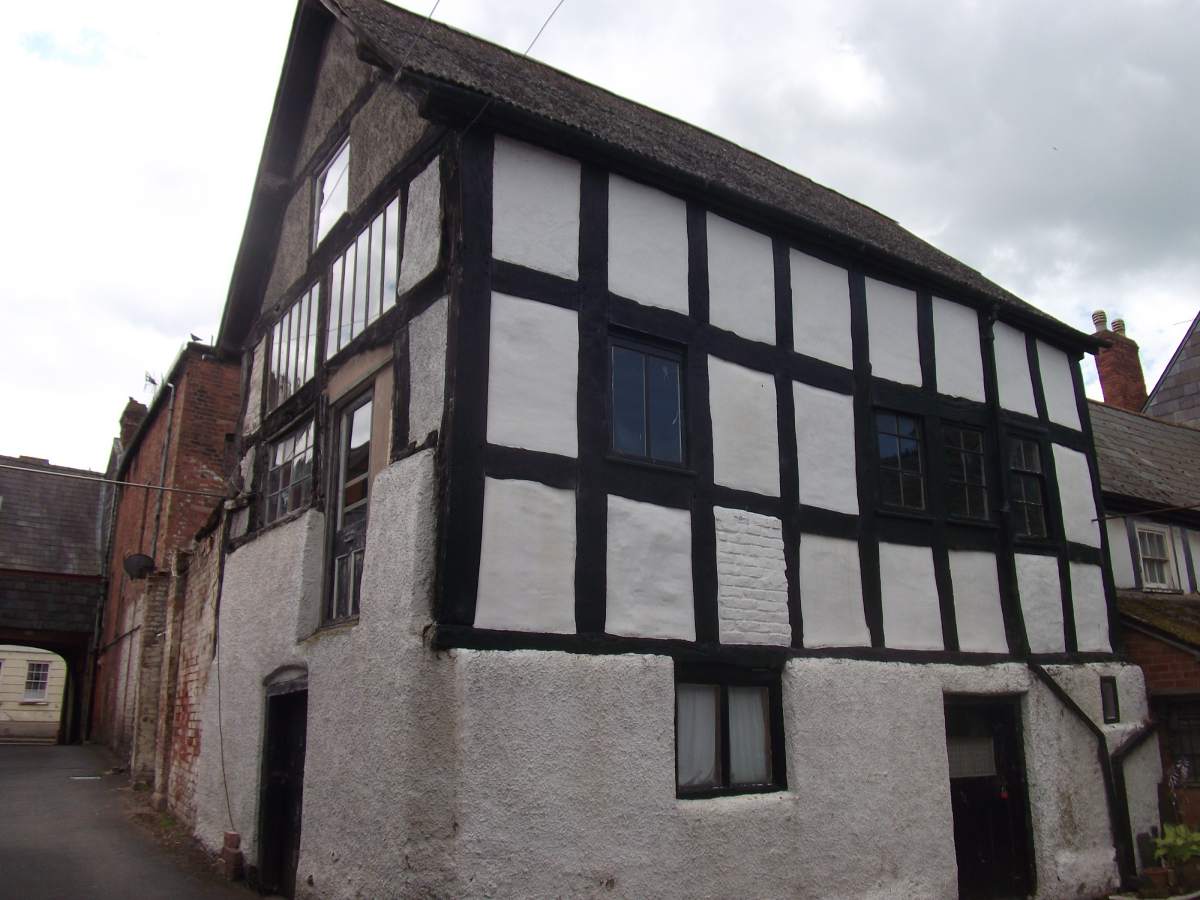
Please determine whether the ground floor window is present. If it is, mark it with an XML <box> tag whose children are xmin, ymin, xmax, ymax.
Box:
<box><xmin>23</xmin><ymin>661</ymin><xmax>49</xmax><ymax>701</ymax></box>
<box><xmin>1166</xmin><ymin>700</ymin><xmax>1200</xmax><ymax>783</ymax></box>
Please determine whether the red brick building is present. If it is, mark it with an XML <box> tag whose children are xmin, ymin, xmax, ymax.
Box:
<box><xmin>91</xmin><ymin>342</ymin><xmax>240</xmax><ymax>783</ymax></box>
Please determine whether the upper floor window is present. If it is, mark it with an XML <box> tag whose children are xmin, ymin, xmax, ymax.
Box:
<box><xmin>326</xmin><ymin>196</ymin><xmax>401</xmax><ymax>358</ymax></box>
<box><xmin>24</xmin><ymin>661</ymin><xmax>49</xmax><ymax>701</ymax></box>
<box><xmin>268</xmin><ymin>285</ymin><xmax>318</xmax><ymax>410</ymax></box>
<box><xmin>1137</xmin><ymin>525</ymin><xmax>1178</xmax><ymax>590</ymax></box>
<box><xmin>944</xmin><ymin>425</ymin><xmax>988</xmax><ymax>521</ymax></box>
<box><xmin>327</xmin><ymin>393</ymin><xmax>373</xmax><ymax>622</ymax></box>
<box><xmin>314</xmin><ymin>139</ymin><xmax>350</xmax><ymax>249</ymax></box>
<box><xmin>1009</xmin><ymin>438</ymin><xmax>1047</xmax><ymax>538</ymax></box>
<box><xmin>610</xmin><ymin>336</ymin><xmax>684</xmax><ymax>465</ymax></box>
<box><xmin>263</xmin><ymin>421</ymin><xmax>315</xmax><ymax>525</ymax></box>
<box><xmin>876</xmin><ymin>411</ymin><xmax>925</xmax><ymax>511</ymax></box>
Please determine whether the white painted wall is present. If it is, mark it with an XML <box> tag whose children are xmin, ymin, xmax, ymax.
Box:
<box><xmin>1037</xmin><ymin>341</ymin><xmax>1081</xmax><ymax>430</ymax></box>
<box><xmin>714</xmin><ymin>507</ymin><xmax>790</xmax><ymax>646</ymax></box>
<box><xmin>1070</xmin><ymin>562</ymin><xmax>1111</xmax><ymax>653</ymax></box>
<box><xmin>1125</xmin><ymin>736</ymin><xmax>1165</xmax><ymax>868</ymax></box>
<box><xmin>948</xmin><ymin>550</ymin><xmax>1008</xmax><ymax>653</ymax></box>
<box><xmin>1106</xmin><ymin>518</ymin><xmax>1136</xmax><ymax>589</ymax></box>
<box><xmin>993</xmin><ymin>322</ymin><xmax>1038</xmax><ymax>417</ymax></box>
<box><xmin>708</xmin><ymin>356</ymin><xmax>780</xmax><ymax>497</ymax></box>
<box><xmin>793</xmin><ymin>382</ymin><xmax>857</xmax><ymax>515</ymax></box>
<box><xmin>1016</xmin><ymin>553</ymin><xmax>1065</xmax><ymax>653</ymax></box>
<box><xmin>475</xmin><ymin>477</ymin><xmax>576</xmax><ymax>634</ymax></box>
<box><xmin>607</xmin><ymin>174</ymin><xmax>689</xmax><ymax>314</ymax></box>
<box><xmin>408</xmin><ymin>296</ymin><xmax>447</xmax><ymax>443</ymax></box>
<box><xmin>1052</xmin><ymin>444</ymin><xmax>1101</xmax><ymax>548</ymax></box>
<box><xmin>865</xmin><ymin>277</ymin><xmax>921</xmax><ymax>386</ymax></box>
<box><xmin>1173</xmin><ymin>526</ymin><xmax>1190</xmax><ymax>591</ymax></box>
<box><xmin>791</xmin><ymin>250</ymin><xmax>852</xmax><ymax>368</ymax></box>
<box><xmin>244</xmin><ymin>338</ymin><xmax>265</xmax><ymax>435</ymax></box>
<box><xmin>486</xmin><ymin>293</ymin><xmax>578</xmax><ymax>457</ymax></box>
<box><xmin>932</xmin><ymin>296</ymin><xmax>985</xmax><ymax>402</ymax></box>
<box><xmin>879</xmin><ymin>542</ymin><xmax>943</xmax><ymax>650</ymax></box>
<box><xmin>606</xmin><ymin>496</ymin><xmax>694</xmax><ymax>640</ymax></box>
<box><xmin>492</xmin><ymin>136</ymin><xmax>580</xmax><ymax>279</ymax></box>
<box><xmin>798</xmin><ymin>534</ymin><xmax>870</xmax><ymax>647</ymax></box>
<box><xmin>706</xmin><ymin>213</ymin><xmax>776</xmax><ymax>344</ymax></box>
<box><xmin>398</xmin><ymin>155</ymin><xmax>442</xmax><ymax>294</ymax></box>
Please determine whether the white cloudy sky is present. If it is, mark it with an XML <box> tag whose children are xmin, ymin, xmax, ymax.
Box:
<box><xmin>2</xmin><ymin>0</ymin><xmax>1197</xmax><ymax>470</ymax></box>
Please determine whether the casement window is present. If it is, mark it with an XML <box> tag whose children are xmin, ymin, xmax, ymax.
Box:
<box><xmin>876</xmin><ymin>411</ymin><xmax>925</xmax><ymax>511</ymax></box>
<box><xmin>610</xmin><ymin>336</ymin><xmax>684</xmax><ymax>465</ymax></box>
<box><xmin>314</xmin><ymin>139</ymin><xmax>350</xmax><ymax>249</ymax></box>
<box><xmin>1100</xmin><ymin>677</ymin><xmax>1120</xmax><ymax>724</ymax></box>
<box><xmin>943</xmin><ymin>425</ymin><xmax>989</xmax><ymax>520</ymax></box>
<box><xmin>326</xmin><ymin>392</ymin><xmax>373</xmax><ymax>622</ymax></box>
<box><xmin>1009</xmin><ymin>438</ymin><xmax>1047</xmax><ymax>539</ymax></box>
<box><xmin>23</xmin><ymin>661</ymin><xmax>49</xmax><ymax>701</ymax></box>
<box><xmin>1136</xmin><ymin>525</ymin><xmax>1178</xmax><ymax>590</ymax></box>
<box><xmin>267</xmin><ymin>285</ymin><xmax>319</xmax><ymax>410</ymax></box>
<box><xmin>675</xmin><ymin>667</ymin><xmax>785</xmax><ymax>797</ymax></box>
<box><xmin>263</xmin><ymin>421</ymin><xmax>315</xmax><ymax>525</ymax></box>
<box><xmin>326</xmin><ymin>196</ymin><xmax>401</xmax><ymax>358</ymax></box>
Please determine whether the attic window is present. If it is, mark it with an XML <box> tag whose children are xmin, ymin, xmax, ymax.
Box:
<box><xmin>326</xmin><ymin>195</ymin><xmax>401</xmax><ymax>358</ymax></box>
<box><xmin>314</xmin><ymin>140</ymin><xmax>350</xmax><ymax>249</ymax></box>
<box><xmin>1136</xmin><ymin>525</ymin><xmax>1178</xmax><ymax>590</ymax></box>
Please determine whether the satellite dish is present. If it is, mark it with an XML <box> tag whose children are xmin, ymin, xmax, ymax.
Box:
<box><xmin>123</xmin><ymin>553</ymin><xmax>155</xmax><ymax>580</ymax></box>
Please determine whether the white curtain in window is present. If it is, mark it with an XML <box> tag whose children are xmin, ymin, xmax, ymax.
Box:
<box><xmin>729</xmin><ymin>685</ymin><xmax>770</xmax><ymax>784</ymax></box>
<box><xmin>677</xmin><ymin>683</ymin><xmax>720</xmax><ymax>788</ymax></box>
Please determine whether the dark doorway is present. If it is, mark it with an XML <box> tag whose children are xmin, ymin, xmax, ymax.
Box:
<box><xmin>258</xmin><ymin>688</ymin><xmax>308</xmax><ymax>898</ymax></box>
<box><xmin>945</xmin><ymin>696</ymin><xmax>1034</xmax><ymax>900</ymax></box>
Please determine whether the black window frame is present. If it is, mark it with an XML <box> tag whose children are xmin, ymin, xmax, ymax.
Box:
<box><xmin>262</xmin><ymin>419</ymin><xmax>316</xmax><ymax>527</ymax></box>
<box><xmin>1100</xmin><ymin>676</ymin><xmax>1120</xmax><ymax>724</ymax></box>
<box><xmin>324</xmin><ymin>389</ymin><xmax>374</xmax><ymax>625</ymax></box>
<box><xmin>313</xmin><ymin>137</ymin><xmax>350</xmax><ymax>251</ymax></box>
<box><xmin>875</xmin><ymin>409</ymin><xmax>927</xmax><ymax>513</ymax></box>
<box><xmin>1008</xmin><ymin>435</ymin><xmax>1050</xmax><ymax>541</ymax></box>
<box><xmin>942</xmin><ymin>423</ymin><xmax>990</xmax><ymax>522</ymax></box>
<box><xmin>607</xmin><ymin>333</ymin><xmax>687</xmax><ymax>469</ymax></box>
<box><xmin>674</xmin><ymin>664</ymin><xmax>786</xmax><ymax>799</ymax></box>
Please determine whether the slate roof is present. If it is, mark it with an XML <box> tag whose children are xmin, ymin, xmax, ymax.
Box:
<box><xmin>307</xmin><ymin>0</ymin><xmax>1090</xmax><ymax>348</ymax></box>
<box><xmin>0</xmin><ymin>456</ymin><xmax>106</xmax><ymax>576</ymax></box>
<box><xmin>1144</xmin><ymin>310</ymin><xmax>1200</xmax><ymax>427</ymax></box>
<box><xmin>1119</xmin><ymin>590</ymin><xmax>1200</xmax><ymax>650</ymax></box>
<box><xmin>1088</xmin><ymin>400</ymin><xmax>1200</xmax><ymax>509</ymax></box>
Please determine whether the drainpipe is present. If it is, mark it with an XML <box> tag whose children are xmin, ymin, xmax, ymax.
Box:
<box><xmin>149</xmin><ymin>382</ymin><xmax>177</xmax><ymax>567</ymax></box>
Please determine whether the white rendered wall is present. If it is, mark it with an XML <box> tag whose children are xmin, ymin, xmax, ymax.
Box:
<box><xmin>993</xmin><ymin>322</ymin><xmax>1038</xmax><ymax>416</ymax></box>
<box><xmin>398</xmin><ymin>156</ymin><xmax>442</xmax><ymax>293</ymax></box>
<box><xmin>1052</xmin><ymin>444</ymin><xmax>1101</xmax><ymax>547</ymax></box>
<box><xmin>799</xmin><ymin>534</ymin><xmax>870</xmax><ymax>647</ymax></box>
<box><xmin>486</xmin><ymin>293</ymin><xmax>578</xmax><ymax>457</ymax></box>
<box><xmin>1106</xmin><ymin>518</ymin><xmax>1136</xmax><ymax>589</ymax></box>
<box><xmin>1126</xmin><ymin>736</ymin><xmax>1165</xmax><ymax>868</ymax></box>
<box><xmin>879</xmin><ymin>542</ymin><xmax>943</xmax><ymax>650</ymax></box>
<box><xmin>408</xmin><ymin>296</ymin><xmax>447</xmax><ymax>443</ymax></box>
<box><xmin>865</xmin><ymin>277</ymin><xmax>921</xmax><ymax>386</ymax></box>
<box><xmin>607</xmin><ymin>175</ymin><xmax>689</xmax><ymax>314</ymax></box>
<box><xmin>1070</xmin><ymin>562</ymin><xmax>1111</xmax><ymax>652</ymax></box>
<box><xmin>791</xmin><ymin>250</ymin><xmax>852</xmax><ymax>368</ymax></box>
<box><xmin>475</xmin><ymin>477</ymin><xmax>576</xmax><ymax>634</ymax></box>
<box><xmin>793</xmin><ymin>382</ymin><xmax>857</xmax><ymax>515</ymax></box>
<box><xmin>708</xmin><ymin>356</ymin><xmax>780</xmax><ymax>497</ymax></box>
<box><xmin>948</xmin><ymin>550</ymin><xmax>1008</xmax><ymax>653</ymax></box>
<box><xmin>1016</xmin><ymin>553</ymin><xmax>1065</xmax><ymax>653</ymax></box>
<box><xmin>1173</xmin><ymin>527</ymin><xmax>1190</xmax><ymax>591</ymax></box>
<box><xmin>606</xmin><ymin>496</ymin><xmax>694</xmax><ymax>640</ymax></box>
<box><xmin>714</xmin><ymin>507</ymin><xmax>791</xmax><ymax>646</ymax></box>
<box><xmin>932</xmin><ymin>296</ymin><xmax>986</xmax><ymax>402</ymax></box>
<box><xmin>706</xmin><ymin>213</ymin><xmax>776</xmax><ymax>344</ymax></box>
<box><xmin>244</xmin><ymin>338</ymin><xmax>266</xmax><ymax>435</ymax></box>
<box><xmin>1037</xmin><ymin>341</ymin><xmax>1081</xmax><ymax>430</ymax></box>
<box><xmin>492</xmin><ymin>136</ymin><xmax>579</xmax><ymax>279</ymax></box>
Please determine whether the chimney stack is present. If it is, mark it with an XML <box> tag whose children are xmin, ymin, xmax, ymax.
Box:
<box><xmin>119</xmin><ymin>397</ymin><xmax>149</xmax><ymax>449</ymax></box>
<box><xmin>1091</xmin><ymin>310</ymin><xmax>1148</xmax><ymax>412</ymax></box>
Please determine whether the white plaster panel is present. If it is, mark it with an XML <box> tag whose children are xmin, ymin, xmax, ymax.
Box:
<box><xmin>706</xmin><ymin>213</ymin><xmax>776</xmax><ymax>344</ymax></box>
<box><xmin>1052</xmin><ymin>444</ymin><xmax>1101</xmax><ymax>548</ymax></box>
<box><xmin>931</xmin><ymin>296</ymin><xmax>985</xmax><ymax>402</ymax></box>
<box><xmin>993</xmin><ymin>321</ymin><xmax>1038</xmax><ymax>416</ymax></box>
<box><xmin>793</xmin><ymin>382</ymin><xmax>857</xmax><ymax>515</ymax></box>
<box><xmin>799</xmin><ymin>534</ymin><xmax>870</xmax><ymax>647</ymax></box>
<box><xmin>708</xmin><ymin>356</ymin><xmax>780</xmax><ymax>497</ymax></box>
<box><xmin>1173</xmin><ymin>527</ymin><xmax>1190</xmax><ymax>591</ymax></box>
<box><xmin>1070</xmin><ymin>562</ymin><xmax>1111</xmax><ymax>653</ymax></box>
<box><xmin>1106</xmin><ymin>518</ymin><xmax>1136</xmax><ymax>589</ymax></box>
<box><xmin>791</xmin><ymin>250</ymin><xmax>851</xmax><ymax>368</ymax></box>
<box><xmin>1016</xmin><ymin>553</ymin><xmax>1065</xmax><ymax>653</ymax></box>
<box><xmin>486</xmin><ymin>293</ymin><xmax>577</xmax><ymax>457</ymax></box>
<box><xmin>607</xmin><ymin>174</ymin><xmax>689</xmax><ymax>314</ymax></box>
<box><xmin>1037</xmin><ymin>340</ymin><xmax>1081</xmax><ymax>429</ymax></box>
<box><xmin>714</xmin><ymin>507</ymin><xmax>790</xmax><ymax>646</ymax></box>
<box><xmin>244</xmin><ymin>338</ymin><xmax>265</xmax><ymax>435</ymax></box>
<box><xmin>408</xmin><ymin>296</ymin><xmax>447</xmax><ymax>443</ymax></box>
<box><xmin>606</xmin><ymin>496</ymin><xmax>694</xmax><ymax>640</ymax></box>
<box><xmin>865</xmin><ymin>277</ymin><xmax>921</xmax><ymax>386</ymax></box>
<box><xmin>398</xmin><ymin>156</ymin><xmax>442</xmax><ymax>294</ymax></box>
<box><xmin>948</xmin><ymin>551</ymin><xmax>1007</xmax><ymax>653</ymax></box>
<box><xmin>491</xmin><ymin>136</ymin><xmax>579</xmax><ymax>279</ymax></box>
<box><xmin>475</xmin><ymin>478</ymin><xmax>575</xmax><ymax>633</ymax></box>
<box><xmin>879</xmin><ymin>543</ymin><xmax>943</xmax><ymax>650</ymax></box>
<box><xmin>1126</xmin><ymin>735</ymin><xmax>1165</xmax><ymax>869</ymax></box>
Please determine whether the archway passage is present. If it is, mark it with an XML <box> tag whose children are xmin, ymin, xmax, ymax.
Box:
<box><xmin>0</xmin><ymin>644</ymin><xmax>72</xmax><ymax>744</ymax></box>
<box><xmin>0</xmin><ymin>630</ymin><xmax>91</xmax><ymax>744</ymax></box>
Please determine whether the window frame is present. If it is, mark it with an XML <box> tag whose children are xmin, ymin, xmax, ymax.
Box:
<box><xmin>607</xmin><ymin>332</ymin><xmax>688</xmax><ymax>469</ymax></box>
<box><xmin>324</xmin><ymin>389</ymin><xmax>375</xmax><ymax>625</ymax></box>
<box><xmin>23</xmin><ymin>661</ymin><xmax>49</xmax><ymax>702</ymax></box>
<box><xmin>1167</xmin><ymin>700</ymin><xmax>1200</xmax><ymax>784</ymax></box>
<box><xmin>1135</xmin><ymin>523</ymin><xmax>1178</xmax><ymax>591</ymax></box>
<box><xmin>262</xmin><ymin>419</ymin><xmax>316</xmax><ymax>527</ymax></box>
<box><xmin>1100</xmin><ymin>676</ymin><xmax>1120</xmax><ymax>724</ymax></box>
<box><xmin>875</xmin><ymin>409</ymin><xmax>927</xmax><ymax>513</ymax></box>
<box><xmin>942</xmin><ymin>423</ymin><xmax>990</xmax><ymax>522</ymax></box>
<box><xmin>313</xmin><ymin>138</ymin><xmax>350</xmax><ymax>251</ymax></box>
<box><xmin>1008</xmin><ymin>435</ymin><xmax>1050</xmax><ymax>541</ymax></box>
<box><xmin>267</xmin><ymin>284</ymin><xmax>320</xmax><ymax>412</ymax></box>
<box><xmin>674</xmin><ymin>664</ymin><xmax>786</xmax><ymax>799</ymax></box>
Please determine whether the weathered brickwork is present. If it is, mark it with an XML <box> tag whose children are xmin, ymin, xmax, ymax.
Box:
<box><xmin>714</xmin><ymin>507</ymin><xmax>791</xmax><ymax>646</ymax></box>
<box><xmin>1124</xmin><ymin>628</ymin><xmax>1200</xmax><ymax>696</ymax></box>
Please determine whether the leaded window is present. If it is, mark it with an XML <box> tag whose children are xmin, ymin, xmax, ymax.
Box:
<box><xmin>1009</xmin><ymin>438</ymin><xmax>1047</xmax><ymax>538</ymax></box>
<box><xmin>944</xmin><ymin>426</ymin><xmax>988</xmax><ymax>520</ymax></box>
<box><xmin>610</xmin><ymin>337</ymin><xmax>684</xmax><ymax>465</ymax></box>
<box><xmin>327</xmin><ymin>393</ymin><xmax>373</xmax><ymax>622</ymax></box>
<box><xmin>264</xmin><ymin>421</ymin><xmax>315</xmax><ymax>525</ymax></box>
<box><xmin>268</xmin><ymin>285</ymin><xmax>318</xmax><ymax>410</ymax></box>
<box><xmin>326</xmin><ymin>197</ymin><xmax>401</xmax><ymax>358</ymax></box>
<box><xmin>877</xmin><ymin>411</ymin><xmax>925</xmax><ymax>511</ymax></box>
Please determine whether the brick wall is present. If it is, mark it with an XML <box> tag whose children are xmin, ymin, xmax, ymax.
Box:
<box><xmin>1123</xmin><ymin>628</ymin><xmax>1200</xmax><ymax>696</ymax></box>
<box><xmin>714</xmin><ymin>507</ymin><xmax>791</xmax><ymax>646</ymax></box>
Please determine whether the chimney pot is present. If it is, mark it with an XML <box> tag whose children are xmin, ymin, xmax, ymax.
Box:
<box><xmin>1092</xmin><ymin>310</ymin><xmax>1108</xmax><ymax>330</ymax></box>
<box><xmin>1112</xmin><ymin>318</ymin><xmax>1126</xmax><ymax>335</ymax></box>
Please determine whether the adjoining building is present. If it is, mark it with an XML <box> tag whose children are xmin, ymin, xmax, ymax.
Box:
<box><xmin>0</xmin><ymin>645</ymin><xmax>68</xmax><ymax>743</ymax></box>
